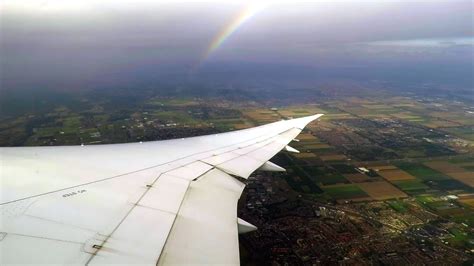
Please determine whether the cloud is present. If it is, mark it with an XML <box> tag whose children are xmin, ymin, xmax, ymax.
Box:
<box><xmin>1</xmin><ymin>1</ymin><xmax>472</xmax><ymax>90</ymax></box>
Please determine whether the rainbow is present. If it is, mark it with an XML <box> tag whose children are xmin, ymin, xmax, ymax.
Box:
<box><xmin>201</xmin><ymin>4</ymin><xmax>265</xmax><ymax>62</ymax></box>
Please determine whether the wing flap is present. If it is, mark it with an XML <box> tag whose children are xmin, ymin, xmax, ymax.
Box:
<box><xmin>138</xmin><ymin>175</ymin><xmax>189</xmax><ymax>214</ymax></box>
<box><xmin>0</xmin><ymin>234</ymin><xmax>87</xmax><ymax>264</ymax></box>
<box><xmin>165</xmin><ymin>161</ymin><xmax>213</xmax><ymax>181</ymax></box>
<box><xmin>157</xmin><ymin>168</ymin><xmax>244</xmax><ymax>265</ymax></box>
<box><xmin>87</xmin><ymin>206</ymin><xmax>175</xmax><ymax>265</ymax></box>
<box><xmin>216</xmin><ymin>155</ymin><xmax>264</xmax><ymax>179</ymax></box>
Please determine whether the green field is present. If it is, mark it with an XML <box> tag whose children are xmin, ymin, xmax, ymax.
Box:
<box><xmin>63</xmin><ymin>116</ymin><xmax>82</xmax><ymax>128</ymax></box>
<box><xmin>147</xmin><ymin>98</ymin><xmax>196</xmax><ymax>106</ymax></box>
<box><xmin>149</xmin><ymin>110</ymin><xmax>197</xmax><ymax>124</ymax></box>
<box><xmin>387</xmin><ymin>200</ymin><xmax>409</xmax><ymax>213</ymax></box>
<box><xmin>432</xmin><ymin>179</ymin><xmax>473</xmax><ymax>192</ymax></box>
<box><xmin>395</xmin><ymin>162</ymin><xmax>450</xmax><ymax>181</ymax></box>
<box><xmin>448</xmin><ymin>156</ymin><xmax>474</xmax><ymax>164</ymax></box>
<box><xmin>447</xmin><ymin>227</ymin><xmax>474</xmax><ymax>249</ymax></box>
<box><xmin>416</xmin><ymin>195</ymin><xmax>437</xmax><ymax>204</ymax></box>
<box><xmin>393</xmin><ymin>179</ymin><xmax>429</xmax><ymax>194</ymax></box>
<box><xmin>444</xmin><ymin>127</ymin><xmax>474</xmax><ymax>141</ymax></box>
<box><xmin>462</xmin><ymin>165</ymin><xmax>474</xmax><ymax>171</ymax></box>
<box><xmin>331</xmin><ymin>164</ymin><xmax>359</xmax><ymax>174</ymax></box>
<box><xmin>451</xmin><ymin>212</ymin><xmax>474</xmax><ymax>227</ymax></box>
<box><xmin>282</xmin><ymin>165</ymin><xmax>323</xmax><ymax>194</ymax></box>
<box><xmin>302</xmin><ymin>165</ymin><xmax>349</xmax><ymax>185</ymax></box>
<box><xmin>36</xmin><ymin>127</ymin><xmax>58</xmax><ymax>137</ymax></box>
<box><xmin>314</xmin><ymin>173</ymin><xmax>349</xmax><ymax>186</ymax></box>
<box><xmin>324</xmin><ymin>185</ymin><xmax>368</xmax><ymax>199</ymax></box>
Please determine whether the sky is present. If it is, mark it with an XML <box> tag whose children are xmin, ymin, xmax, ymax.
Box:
<box><xmin>1</xmin><ymin>0</ymin><xmax>473</xmax><ymax>91</ymax></box>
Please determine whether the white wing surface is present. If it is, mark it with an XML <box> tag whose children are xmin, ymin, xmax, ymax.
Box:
<box><xmin>0</xmin><ymin>114</ymin><xmax>323</xmax><ymax>265</ymax></box>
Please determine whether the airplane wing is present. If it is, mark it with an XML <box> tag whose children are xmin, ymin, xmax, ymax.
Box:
<box><xmin>0</xmin><ymin>114</ymin><xmax>323</xmax><ymax>265</ymax></box>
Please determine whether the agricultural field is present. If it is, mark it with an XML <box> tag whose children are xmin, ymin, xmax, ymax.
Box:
<box><xmin>395</xmin><ymin>162</ymin><xmax>450</xmax><ymax>181</ymax></box>
<box><xmin>319</xmin><ymin>154</ymin><xmax>347</xmax><ymax>162</ymax></box>
<box><xmin>323</xmin><ymin>184</ymin><xmax>369</xmax><ymax>200</ymax></box>
<box><xmin>293</xmin><ymin>152</ymin><xmax>318</xmax><ymax>160</ymax></box>
<box><xmin>424</xmin><ymin>161</ymin><xmax>474</xmax><ymax>188</ymax></box>
<box><xmin>302</xmin><ymin>165</ymin><xmax>349</xmax><ymax>186</ymax></box>
<box><xmin>282</xmin><ymin>170</ymin><xmax>323</xmax><ymax>194</ymax></box>
<box><xmin>243</xmin><ymin>109</ymin><xmax>279</xmax><ymax>124</ymax></box>
<box><xmin>443</xmin><ymin>126</ymin><xmax>474</xmax><ymax>141</ymax></box>
<box><xmin>276</xmin><ymin>105</ymin><xmax>326</xmax><ymax>119</ymax></box>
<box><xmin>2</xmin><ymin>89</ymin><xmax>474</xmax><ymax>262</ymax></box>
<box><xmin>343</xmin><ymin>173</ymin><xmax>372</xmax><ymax>183</ymax></box>
<box><xmin>387</xmin><ymin>200</ymin><xmax>409</xmax><ymax>213</ymax></box>
<box><xmin>447</xmin><ymin>227</ymin><xmax>474</xmax><ymax>249</ymax></box>
<box><xmin>392</xmin><ymin>179</ymin><xmax>430</xmax><ymax>194</ymax></box>
<box><xmin>458</xmin><ymin>194</ymin><xmax>474</xmax><ymax>208</ymax></box>
<box><xmin>377</xmin><ymin>168</ymin><xmax>416</xmax><ymax>181</ymax></box>
<box><xmin>357</xmin><ymin>181</ymin><xmax>407</xmax><ymax>200</ymax></box>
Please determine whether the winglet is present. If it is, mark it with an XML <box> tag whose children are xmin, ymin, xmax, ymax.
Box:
<box><xmin>238</xmin><ymin>218</ymin><xmax>257</xmax><ymax>234</ymax></box>
<box><xmin>285</xmin><ymin>145</ymin><xmax>300</xmax><ymax>153</ymax></box>
<box><xmin>258</xmin><ymin>161</ymin><xmax>286</xmax><ymax>172</ymax></box>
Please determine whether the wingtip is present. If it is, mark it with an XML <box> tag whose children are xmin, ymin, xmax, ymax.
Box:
<box><xmin>290</xmin><ymin>113</ymin><xmax>324</xmax><ymax>129</ymax></box>
<box><xmin>298</xmin><ymin>113</ymin><xmax>324</xmax><ymax>122</ymax></box>
<box><xmin>310</xmin><ymin>113</ymin><xmax>324</xmax><ymax>120</ymax></box>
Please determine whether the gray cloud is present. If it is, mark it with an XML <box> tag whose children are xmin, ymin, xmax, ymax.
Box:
<box><xmin>1</xmin><ymin>1</ymin><xmax>472</xmax><ymax>90</ymax></box>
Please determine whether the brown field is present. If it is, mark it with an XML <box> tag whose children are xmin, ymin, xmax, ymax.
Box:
<box><xmin>321</xmin><ymin>113</ymin><xmax>354</xmax><ymax>120</ymax></box>
<box><xmin>356</xmin><ymin>162</ymin><xmax>395</xmax><ymax>168</ymax></box>
<box><xmin>283</xmin><ymin>106</ymin><xmax>326</xmax><ymax>112</ymax></box>
<box><xmin>458</xmin><ymin>161</ymin><xmax>474</xmax><ymax>167</ymax></box>
<box><xmin>277</xmin><ymin>107</ymin><xmax>325</xmax><ymax>118</ymax></box>
<box><xmin>422</xmin><ymin>120</ymin><xmax>460</xmax><ymax>128</ymax></box>
<box><xmin>378</xmin><ymin>169</ymin><xmax>416</xmax><ymax>181</ymax></box>
<box><xmin>446</xmin><ymin>172</ymin><xmax>474</xmax><ymax>187</ymax></box>
<box><xmin>344</xmin><ymin>173</ymin><xmax>371</xmax><ymax>183</ymax></box>
<box><xmin>297</xmin><ymin>133</ymin><xmax>318</xmax><ymax>141</ymax></box>
<box><xmin>429</xmin><ymin>112</ymin><xmax>455</xmax><ymax>118</ymax></box>
<box><xmin>452</xmin><ymin>118</ymin><xmax>474</xmax><ymax>126</ymax></box>
<box><xmin>336</xmin><ymin>197</ymin><xmax>372</xmax><ymax>204</ymax></box>
<box><xmin>342</xmin><ymin>107</ymin><xmax>371</xmax><ymax>116</ymax></box>
<box><xmin>357</xmin><ymin>181</ymin><xmax>408</xmax><ymax>200</ymax></box>
<box><xmin>392</xmin><ymin>102</ymin><xmax>417</xmax><ymax>108</ymax></box>
<box><xmin>459</xmin><ymin>199</ymin><xmax>474</xmax><ymax>207</ymax></box>
<box><xmin>278</xmin><ymin>111</ymin><xmax>308</xmax><ymax>118</ymax></box>
<box><xmin>425</xmin><ymin>161</ymin><xmax>474</xmax><ymax>188</ymax></box>
<box><xmin>391</xmin><ymin>113</ymin><xmax>422</xmax><ymax>120</ymax></box>
<box><xmin>458</xmin><ymin>194</ymin><xmax>474</xmax><ymax>207</ymax></box>
<box><xmin>243</xmin><ymin>110</ymin><xmax>279</xmax><ymax>123</ymax></box>
<box><xmin>424</xmin><ymin>161</ymin><xmax>465</xmax><ymax>173</ymax></box>
<box><xmin>294</xmin><ymin>152</ymin><xmax>317</xmax><ymax>159</ymax></box>
<box><xmin>305</xmin><ymin>143</ymin><xmax>331</xmax><ymax>149</ymax></box>
<box><xmin>371</xmin><ymin>165</ymin><xmax>398</xmax><ymax>171</ymax></box>
<box><xmin>360</xmin><ymin>114</ymin><xmax>393</xmax><ymax>119</ymax></box>
<box><xmin>320</xmin><ymin>154</ymin><xmax>347</xmax><ymax>161</ymax></box>
<box><xmin>362</xmin><ymin>104</ymin><xmax>392</xmax><ymax>109</ymax></box>
<box><xmin>233</xmin><ymin>123</ymin><xmax>251</xmax><ymax>129</ymax></box>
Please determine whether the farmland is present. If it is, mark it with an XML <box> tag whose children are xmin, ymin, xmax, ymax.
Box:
<box><xmin>1</xmin><ymin>87</ymin><xmax>474</xmax><ymax>263</ymax></box>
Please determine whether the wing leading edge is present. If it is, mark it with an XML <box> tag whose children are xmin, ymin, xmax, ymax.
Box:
<box><xmin>0</xmin><ymin>114</ymin><xmax>323</xmax><ymax>265</ymax></box>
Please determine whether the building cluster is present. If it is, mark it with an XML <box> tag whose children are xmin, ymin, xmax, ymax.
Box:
<box><xmin>239</xmin><ymin>174</ymin><xmax>472</xmax><ymax>265</ymax></box>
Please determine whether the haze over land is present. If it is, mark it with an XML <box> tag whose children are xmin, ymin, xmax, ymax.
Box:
<box><xmin>1</xmin><ymin>1</ymin><xmax>472</xmax><ymax>93</ymax></box>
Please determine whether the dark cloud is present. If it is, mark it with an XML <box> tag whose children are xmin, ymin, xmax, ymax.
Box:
<box><xmin>1</xmin><ymin>1</ymin><xmax>472</xmax><ymax>90</ymax></box>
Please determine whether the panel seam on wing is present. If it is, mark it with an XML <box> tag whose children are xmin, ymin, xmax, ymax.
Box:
<box><xmin>0</xmin><ymin>129</ymin><xmax>289</xmax><ymax>206</ymax></box>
